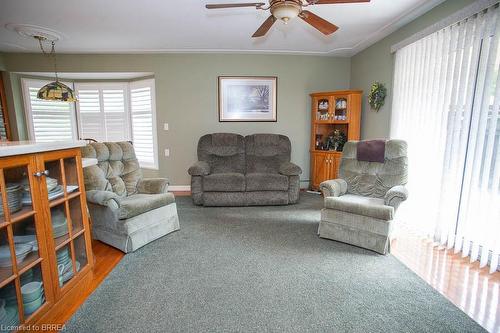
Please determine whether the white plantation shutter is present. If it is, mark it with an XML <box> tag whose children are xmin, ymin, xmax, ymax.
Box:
<box><xmin>130</xmin><ymin>79</ymin><xmax>158</xmax><ymax>169</ymax></box>
<box><xmin>75</xmin><ymin>83</ymin><xmax>131</xmax><ymax>142</ymax></box>
<box><xmin>76</xmin><ymin>88</ymin><xmax>102</xmax><ymax>140</ymax></box>
<box><xmin>22</xmin><ymin>79</ymin><xmax>77</xmax><ymax>142</ymax></box>
<box><xmin>22</xmin><ymin>78</ymin><xmax>158</xmax><ymax>170</ymax></box>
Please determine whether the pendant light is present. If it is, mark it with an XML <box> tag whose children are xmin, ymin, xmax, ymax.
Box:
<box><xmin>35</xmin><ymin>36</ymin><xmax>77</xmax><ymax>102</ymax></box>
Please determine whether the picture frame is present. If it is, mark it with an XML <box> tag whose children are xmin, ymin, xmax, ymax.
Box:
<box><xmin>218</xmin><ymin>76</ymin><xmax>277</xmax><ymax>122</ymax></box>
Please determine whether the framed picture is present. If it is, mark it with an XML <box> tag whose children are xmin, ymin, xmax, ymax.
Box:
<box><xmin>218</xmin><ymin>76</ymin><xmax>277</xmax><ymax>122</ymax></box>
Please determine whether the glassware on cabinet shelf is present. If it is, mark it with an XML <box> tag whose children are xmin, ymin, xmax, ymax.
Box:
<box><xmin>0</xmin><ymin>228</ymin><xmax>13</xmax><ymax>282</ymax></box>
<box><xmin>49</xmin><ymin>205</ymin><xmax>70</xmax><ymax>248</ymax></box>
<box><xmin>43</xmin><ymin>160</ymin><xmax>65</xmax><ymax>203</ymax></box>
<box><xmin>20</xmin><ymin>264</ymin><xmax>45</xmax><ymax>318</ymax></box>
<box><xmin>1</xmin><ymin>166</ymin><xmax>35</xmax><ymax>224</ymax></box>
<box><xmin>56</xmin><ymin>246</ymin><xmax>76</xmax><ymax>286</ymax></box>
<box><xmin>12</xmin><ymin>218</ymin><xmax>40</xmax><ymax>272</ymax></box>
<box><xmin>0</xmin><ymin>281</ymin><xmax>20</xmax><ymax>330</ymax></box>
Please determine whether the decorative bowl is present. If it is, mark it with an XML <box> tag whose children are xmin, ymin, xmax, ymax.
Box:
<box><xmin>23</xmin><ymin>294</ymin><xmax>44</xmax><ymax>316</ymax></box>
<box><xmin>21</xmin><ymin>281</ymin><xmax>43</xmax><ymax>303</ymax></box>
<box><xmin>0</xmin><ymin>243</ymin><xmax>33</xmax><ymax>267</ymax></box>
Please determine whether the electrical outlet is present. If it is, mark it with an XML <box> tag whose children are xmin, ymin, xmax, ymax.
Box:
<box><xmin>164</xmin><ymin>123</ymin><xmax>169</xmax><ymax>131</ymax></box>
<box><xmin>164</xmin><ymin>149</ymin><xmax>170</xmax><ymax>157</ymax></box>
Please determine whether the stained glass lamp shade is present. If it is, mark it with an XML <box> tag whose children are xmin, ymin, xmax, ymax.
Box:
<box><xmin>37</xmin><ymin>81</ymin><xmax>77</xmax><ymax>102</ymax></box>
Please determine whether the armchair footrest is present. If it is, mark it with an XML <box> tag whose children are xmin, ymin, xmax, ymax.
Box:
<box><xmin>318</xmin><ymin>218</ymin><xmax>391</xmax><ymax>255</ymax></box>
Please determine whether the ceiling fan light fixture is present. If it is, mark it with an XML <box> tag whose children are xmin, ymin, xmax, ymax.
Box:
<box><xmin>271</xmin><ymin>2</ymin><xmax>301</xmax><ymax>24</ymax></box>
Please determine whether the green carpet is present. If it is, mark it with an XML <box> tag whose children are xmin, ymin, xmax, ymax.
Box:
<box><xmin>65</xmin><ymin>194</ymin><xmax>486</xmax><ymax>332</ymax></box>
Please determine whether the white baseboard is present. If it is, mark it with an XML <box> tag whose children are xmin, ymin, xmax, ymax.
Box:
<box><xmin>169</xmin><ymin>185</ymin><xmax>191</xmax><ymax>191</ymax></box>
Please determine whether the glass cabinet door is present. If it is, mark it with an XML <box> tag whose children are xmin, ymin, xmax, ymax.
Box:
<box><xmin>0</xmin><ymin>156</ymin><xmax>51</xmax><ymax>328</ymax></box>
<box><xmin>40</xmin><ymin>151</ymin><xmax>92</xmax><ymax>294</ymax></box>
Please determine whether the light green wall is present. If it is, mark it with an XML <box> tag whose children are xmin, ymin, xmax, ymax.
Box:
<box><xmin>351</xmin><ymin>0</ymin><xmax>476</xmax><ymax>139</ymax></box>
<box><xmin>2</xmin><ymin>53</ymin><xmax>350</xmax><ymax>185</ymax></box>
<box><xmin>0</xmin><ymin>54</ymin><xmax>5</xmax><ymax>71</ymax></box>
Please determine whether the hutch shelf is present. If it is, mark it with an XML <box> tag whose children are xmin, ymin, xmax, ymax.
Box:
<box><xmin>309</xmin><ymin>90</ymin><xmax>362</xmax><ymax>191</ymax></box>
<box><xmin>0</xmin><ymin>141</ymin><xmax>93</xmax><ymax>331</ymax></box>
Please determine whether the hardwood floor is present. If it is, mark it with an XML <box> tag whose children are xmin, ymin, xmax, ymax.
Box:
<box><xmin>54</xmin><ymin>240</ymin><xmax>124</xmax><ymax>331</ymax></box>
<box><xmin>392</xmin><ymin>233</ymin><xmax>500</xmax><ymax>333</ymax></box>
<box><xmin>55</xmin><ymin>195</ymin><xmax>499</xmax><ymax>333</ymax></box>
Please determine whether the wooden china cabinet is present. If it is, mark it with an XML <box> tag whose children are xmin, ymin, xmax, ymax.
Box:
<box><xmin>309</xmin><ymin>90</ymin><xmax>362</xmax><ymax>191</ymax></box>
<box><xmin>0</xmin><ymin>143</ymin><xmax>93</xmax><ymax>331</ymax></box>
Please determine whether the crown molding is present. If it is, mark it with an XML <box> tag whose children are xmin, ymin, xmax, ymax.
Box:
<box><xmin>0</xmin><ymin>0</ymin><xmax>446</xmax><ymax>57</ymax></box>
<box><xmin>339</xmin><ymin>0</ymin><xmax>446</xmax><ymax>56</ymax></box>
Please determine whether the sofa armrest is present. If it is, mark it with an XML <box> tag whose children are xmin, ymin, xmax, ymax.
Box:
<box><xmin>279</xmin><ymin>162</ymin><xmax>302</xmax><ymax>176</ymax></box>
<box><xmin>384</xmin><ymin>185</ymin><xmax>408</xmax><ymax>211</ymax></box>
<box><xmin>188</xmin><ymin>161</ymin><xmax>211</xmax><ymax>176</ymax></box>
<box><xmin>86</xmin><ymin>190</ymin><xmax>121</xmax><ymax>209</ymax></box>
<box><xmin>320</xmin><ymin>179</ymin><xmax>348</xmax><ymax>198</ymax></box>
<box><xmin>137</xmin><ymin>178</ymin><xmax>169</xmax><ymax>194</ymax></box>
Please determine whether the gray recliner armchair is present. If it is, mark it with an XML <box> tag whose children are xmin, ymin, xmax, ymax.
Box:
<box><xmin>318</xmin><ymin>140</ymin><xmax>408</xmax><ymax>254</ymax></box>
<box><xmin>81</xmin><ymin>142</ymin><xmax>180</xmax><ymax>253</ymax></box>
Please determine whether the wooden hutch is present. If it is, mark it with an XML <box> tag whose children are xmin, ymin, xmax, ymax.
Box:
<box><xmin>0</xmin><ymin>141</ymin><xmax>94</xmax><ymax>330</ymax></box>
<box><xmin>309</xmin><ymin>90</ymin><xmax>362</xmax><ymax>191</ymax></box>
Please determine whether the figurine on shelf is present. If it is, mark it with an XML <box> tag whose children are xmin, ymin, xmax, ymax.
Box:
<box><xmin>327</xmin><ymin>129</ymin><xmax>347</xmax><ymax>151</ymax></box>
<box><xmin>315</xmin><ymin>134</ymin><xmax>324</xmax><ymax>150</ymax></box>
<box><xmin>318</xmin><ymin>100</ymin><xmax>329</xmax><ymax>110</ymax></box>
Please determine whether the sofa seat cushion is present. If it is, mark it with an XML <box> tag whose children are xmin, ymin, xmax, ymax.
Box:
<box><xmin>118</xmin><ymin>193</ymin><xmax>175</xmax><ymax>219</ymax></box>
<box><xmin>203</xmin><ymin>173</ymin><xmax>245</xmax><ymax>192</ymax></box>
<box><xmin>246</xmin><ymin>173</ymin><xmax>288</xmax><ymax>191</ymax></box>
<box><xmin>324</xmin><ymin>194</ymin><xmax>393</xmax><ymax>221</ymax></box>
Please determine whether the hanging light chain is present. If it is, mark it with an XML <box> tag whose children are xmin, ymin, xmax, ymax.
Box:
<box><xmin>37</xmin><ymin>36</ymin><xmax>59</xmax><ymax>82</ymax></box>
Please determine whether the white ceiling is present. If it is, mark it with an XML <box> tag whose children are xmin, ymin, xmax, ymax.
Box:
<box><xmin>0</xmin><ymin>0</ymin><xmax>445</xmax><ymax>56</ymax></box>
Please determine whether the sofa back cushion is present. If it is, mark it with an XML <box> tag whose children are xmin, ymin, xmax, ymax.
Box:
<box><xmin>245</xmin><ymin>134</ymin><xmax>291</xmax><ymax>174</ymax></box>
<box><xmin>197</xmin><ymin>133</ymin><xmax>245</xmax><ymax>174</ymax></box>
<box><xmin>339</xmin><ymin>140</ymin><xmax>408</xmax><ymax>198</ymax></box>
<box><xmin>81</xmin><ymin>142</ymin><xmax>143</xmax><ymax>197</ymax></box>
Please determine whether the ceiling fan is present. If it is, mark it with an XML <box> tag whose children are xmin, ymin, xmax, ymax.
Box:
<box><xmin>205</xmin><ymin>0</ymin><xmax>370</xmax><ymax>37</ymax></box>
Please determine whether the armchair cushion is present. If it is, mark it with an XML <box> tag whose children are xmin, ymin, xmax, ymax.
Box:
<box><xmin>188</xmin><ymin>161</ymin><xmax>211</xmax><ymax>176</ymax></box>
<box><xmin>324</xmin><ymin>194</ymin><xmax>394</xmax><ymax>221</ymax></box>
<box><xmin>320</xmin><ymin>179</ymin><xmax>348</xmax><ymax>197</ymax></box>
<box><xmin>203</xmin><ymin>173</ymin><xmax>245</xmax><ymax>192</ymax></box>
<box><xmin>86</xmin><ymin>190</ymin><xmax>121</xmax><ymax>209</ymax></box>
<box><xmin>246</xmin><ymin>173</ymin><xmax>288</xmax><ymax>191</ymax></box>
<box><xmin>279</xmin><ymin>162</ymin><xmax>302</xmax><ymax>176</ymax></box>
<box><xmin>384</xmin><ymin>185</ymin><xmax>409</xmax><ymax>210</ymax></box>
<box><xmin>118</xmin><ymin>193</ymin><xmax>175</xmax><ymax>220</ymax></box>
<box><xmin>137</xmin><ymin>178</ymin><xmax>169</xmax><ymax>194</ymax></box>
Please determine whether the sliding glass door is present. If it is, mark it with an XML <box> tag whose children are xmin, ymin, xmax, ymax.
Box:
<box><xmin>391</xmin><ymin>4</ymin><xmax>500</xmax><ymax>273</ymax></box>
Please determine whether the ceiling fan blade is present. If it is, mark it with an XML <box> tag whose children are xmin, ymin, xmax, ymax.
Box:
<box><xmin>300</xmin><ymin>10</ymin><xmax>338</xmax><ymax>35</ymax></box>
<box><xmin>252</xmin><ymin>16</ymin><xmax>277</xmax><ymax>38</ymax></box>
<box><xmin>206</xmin><ymin>2</ymin><xmax>265</xmax><ymax>9</ymax></box>
<box><xmin>307</xmin><ymin>0</ymin><xmax>370</xmax><ymax>4</ymax></box>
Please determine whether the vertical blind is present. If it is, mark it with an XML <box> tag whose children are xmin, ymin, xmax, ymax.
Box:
<box><xmin>392</xmin><ymin>5</ymin><xmax>500</xmax><ymax>272</ymax></box>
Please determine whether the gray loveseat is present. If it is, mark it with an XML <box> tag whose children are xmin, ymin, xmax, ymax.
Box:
<box><xmin>82</xmin><ymin>142</ymin><xmax>180</xmax><ymax>253</ymax></box>
<box><xmin>188</xmin><ymin>133</ymin><xmax>302</xmax><ymax>206</ymax></box>
<box><xmin>318</xmin><ymin>140</ymin><xmax>408</xmax><ymax>254</ymax></box>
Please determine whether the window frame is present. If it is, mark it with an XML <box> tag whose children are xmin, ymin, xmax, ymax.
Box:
<box><xmin>21</xmin><ymin>78</ymin><xmax>79</xmax><ymax>142</ymax></box>
<box><xmin>129</xmin><ymin>78</ymin><xmax>159</xmax><ymax>170</ymax></box>
<box><xmin>21</xmin><ymin>77</ymin><xmax>159</xmax><ymax>170</ymax></box>
<box><xmin>74</xmin><ymin>81</ymin><xmax>132</xmax><ymax>143</ymax></box>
